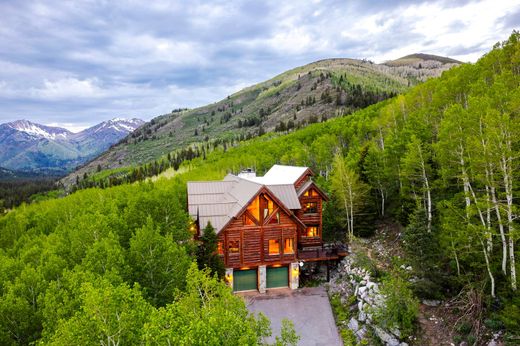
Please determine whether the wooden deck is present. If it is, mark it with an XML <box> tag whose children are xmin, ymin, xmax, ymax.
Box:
<box><xmin>298</xmin><ymin>243</ymin><xmax>348</xmax><ymax>262</ymax></box>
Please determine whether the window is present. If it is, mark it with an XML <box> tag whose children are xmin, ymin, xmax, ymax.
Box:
<box><xmin>304</xmin><ymin>202</ymin><xmax>318</xmax><ymax>214</ymax></box>
<box><xmin>246</xmin><ymin>196</ymin><xmax>260</xmax><ymax>222</ymax></box>
<box><xmin>303</xmin><ymin>189</ymin><xmax>319</xmax><ymax>197</ymax></box>
<box><xmin>228</xmin><ymin>240</ymin><xmax>240</xmax><ymax>254</ymax></box>
<box><xmin>261</xmin><ymin>194</ymin><xmax>274</xmax><ymax>222</ymax></box>
<box><xmin>284</xmin><ymin>238</ymin><xmax>294</xmax><ymax>254</ymax></box>
<box><xmin>217</xmin><ymin>241</ymin><xmax>224</xmax><ymax>255</ymax></box>
<box><xmin>244</xmin><ymin>213</ymin><xmax>256</xmax><ymax>225</ymax></box>
<box><xmin>269</xmin><ymin>211</ymin><xmax>280</xmax><ymax>224</ymax></box>
<box><xmin>268</xmin><ymin>239</ymin><xmax>280</xmax><ymax>255</ymax></box>
<box><xmin>305</xmin><ymin>226</ymin><xmax>319</xmax><ymax>237</ymax></box>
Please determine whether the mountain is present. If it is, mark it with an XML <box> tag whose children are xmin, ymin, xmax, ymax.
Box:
<box><xmin>0</xmin><ymin>118</ymin><xmax>144</xmax><ymax>175</ymax></box>
<box><xmin>65</xmin><ymin>55</ymin><xmax>459</xmax><ymax>181</ymax></box>
<box><xmin>384</xmin><ymin>53</ymin><xmax>462</xmax><ymax>67</ymax></box>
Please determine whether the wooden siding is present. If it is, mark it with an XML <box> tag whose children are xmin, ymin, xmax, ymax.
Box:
<box><xmin>295</xmin><ymin>195</ymin><xmax>324</xmax><ymax>248</ymax></box>
<box><xmin>220</xmin><ymin>196</ymin><xmax>299</xmax><ymax>268</ymax></box>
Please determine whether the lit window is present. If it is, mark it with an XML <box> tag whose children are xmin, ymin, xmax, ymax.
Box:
<box><xmin>217</xmin><ymin>241</ymin><xmax>224</xmax><ymax>255</ymax></box>
<box><xmin>269</xmin><ymin>211</ymin><xmax>280</xmax><ymax>224</ymax></box>
<box><xmin>268</xmin><ymin>239</ymin><xmax>280</xmax><ymax>255</ymax></box>
<box><xmin>304</xmin><ymin>202</ymin><xmax>318</xmax><ymax>214</ymax></box>
<box><xmin>303</xmin><ymin>189</ymin><xmax>319</xmax><ymax>197</ymax></box>
<box><xmin>305</xmin><ymin>226</ymin><xmax>318</xmax><ymax>237</ymax></box>
<box><xmin>284</xmin><ymin>238</ymin><xmax>294</xmax><ymax>254</ymax></box>
<box><xmin>229</xmin><ymin>240</ymin><xmax>240</xmax><ymax>254</ymax></box>
<box><xmin>247</xmin><ymin>196</ymin><xmax>260</xmax><ymax>221</ymax></box>
<box><xmin>244</xmin><ymin>213</ymin><xmax>256</xmax><ymax>225</ymax></box>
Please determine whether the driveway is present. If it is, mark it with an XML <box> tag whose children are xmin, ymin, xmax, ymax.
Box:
<box><xmin>244</xmin><ymin>287</ymin><xmax>342</xmax><ymax>346</ymax></box>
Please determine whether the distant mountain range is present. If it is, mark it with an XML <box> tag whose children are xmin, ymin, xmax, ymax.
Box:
<box><xmin>0</xmin><ymin>118</ymin><xmax>144</xmax><ymax>175</ymax></box>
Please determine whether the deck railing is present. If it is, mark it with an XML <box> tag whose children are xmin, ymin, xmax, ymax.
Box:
<box><xmin>298</xmin><ymin>242</ymin><xmax>348</xmax><ymax>261</ymax></box>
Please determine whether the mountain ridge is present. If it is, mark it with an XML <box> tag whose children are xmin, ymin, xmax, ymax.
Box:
<box><xmin>0</xmin><ymin>118</ymin><xmax>144</xmax><ymax>174</ymax></box>
<box><xmin>64</xmin><ymin>54</ymin><xmax>459</xmax><ymax>184</ymax></box>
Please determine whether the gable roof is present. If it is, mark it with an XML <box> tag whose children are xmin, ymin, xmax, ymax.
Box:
<box><xmin>187</xmin><ymin>166</ymin><xmax>314</xmax><ymax>233</ymax></box>
<box><xmin>297</xmin><ymin>180</ymin><xmax>330</xmax><ymax>201</ymax></box>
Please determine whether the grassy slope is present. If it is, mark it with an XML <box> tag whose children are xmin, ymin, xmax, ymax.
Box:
<box><xmin>64</xmin><ymin>56</ymin><xmax>458</xmax><ymax>185</ymax></box>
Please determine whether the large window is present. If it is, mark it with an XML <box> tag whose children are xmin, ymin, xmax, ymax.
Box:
<box><xmin>305</xmin><ymin>226</ymin><xmax>319</xmax><ymax>237</ymax></box>
<box><xmin>284</xmin><ymin>238</ymin><xmax>294</xmax><ymax>254</ymax></box>
<box><xmin>246</xmin><ymin>197</ymin><xmax>260</xmax><ymax>222</ymax></box>
<box><xmin>268</xmin><ymin>211</ymin><xmax>281</xmax><ymax>224</ymax></box>
<box><xmin>268</xmin><ymin>239</ymin><xmax>280</xmax><ymax>255</ymax></box>
<box><xmin>303</xmin><ymin>189</ymin><xmax>319</xmax><ymax>197</ymax></box>
<box><xmin>217</xmin><ymin>241</ymin><xmax>224</xmax><ymax>255</ymax></box>
<box><xmin>304</xmin><ymin>202</ymin><xmax>318</xmax><ymax>214</ymax></box>
<box><xmin>228</xmin><ymin>240</ymin><xmax>240</xmax><ymax>254</ymax></box>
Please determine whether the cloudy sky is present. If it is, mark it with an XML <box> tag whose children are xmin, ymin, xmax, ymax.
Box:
<box><xmin>0</xmin><ymin>0</ymin><xmax>519</xmax><ymax>131</ymax></box>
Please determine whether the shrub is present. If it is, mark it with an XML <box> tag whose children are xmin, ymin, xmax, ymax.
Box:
<box><xmin>373</xmin><ymin>276</ymin><xmax>419</xmax><ymax>338</ymax></box>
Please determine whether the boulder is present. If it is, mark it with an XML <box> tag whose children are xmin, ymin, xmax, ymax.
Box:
<box><xmin>356</xmin><ymin>326</ymin><xmax>367</xmax><ymax>340</ymax></box>
<box><xmin>358</xmin><ymin>310</ymin><xmax>367</xmax><ymax>322</ymax></box>
<box><xmin>422</xmin><ymin>299</ymin><xmax>441</xmax><ymax>307</ymax></box>
<box><xmin>348</xmin><ymin>317</ymin><xmax>359</xmax><ymax>332</ymax></box>
<box><xmin>373</xmin><ymin>326</ymin><xmax>400</xmax><ymax>346</ymax></box>
<box><xmin>358</xmin><ymin>286</ymin><xmax>368</xmax><ymax>295</ymax></box>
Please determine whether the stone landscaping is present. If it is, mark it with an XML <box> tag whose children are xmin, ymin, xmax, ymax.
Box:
<box><xmin>327</xmin><ymin>255</ymin><xmax>409</xmax><ymax>346</ymax></box>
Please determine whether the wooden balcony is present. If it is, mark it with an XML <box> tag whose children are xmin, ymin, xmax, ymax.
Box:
<box><xmin>298</xmin><ymin>243</ymin><xmax>348</xmax><ymax>262</ymax></box>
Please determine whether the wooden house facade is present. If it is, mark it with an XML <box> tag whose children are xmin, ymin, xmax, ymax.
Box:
<box><xmin>187</xmin><ymin>165</ymin><xmax>344</xmax><ymax>292</ymax></box>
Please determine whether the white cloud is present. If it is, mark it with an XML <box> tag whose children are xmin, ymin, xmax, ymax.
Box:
<box><xmin>31</xmin><ymin>78</ymin><xmax>104</xmax><ymax>99</ymax></box>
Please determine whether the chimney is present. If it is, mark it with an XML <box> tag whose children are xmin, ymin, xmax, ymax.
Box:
<box><xmin>238</xmin><ymin>168</ymin><xmax>256</xmax><ymax>179</ymax></box>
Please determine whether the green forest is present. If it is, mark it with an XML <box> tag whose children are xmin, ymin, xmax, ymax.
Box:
<box><xmin>0</xmin><ymin>33</ymin><xmax>519</xmax><ymax>344</ymax></box>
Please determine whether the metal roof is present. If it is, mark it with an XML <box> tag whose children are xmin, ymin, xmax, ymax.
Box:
<box><xmin>240</xmin><ymin>164</ymin><xmax>309</xmax><ymax>185</ymax></box>
<box><xmin>187</xmin><ymin>165</ymin><xmax>311</xmax><ymax>234</ymax></box>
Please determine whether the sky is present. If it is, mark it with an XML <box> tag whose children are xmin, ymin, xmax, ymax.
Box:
<box><xmin>0</xmin><ymin>0</ymin><xmax>519</xmax><ymax>132</ymax></box>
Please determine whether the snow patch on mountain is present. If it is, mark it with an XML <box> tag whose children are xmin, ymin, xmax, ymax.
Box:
<box><xmin>7</xmin><ymin>120</ymin><xmax>71</xmax><ymax>140</ymax></box>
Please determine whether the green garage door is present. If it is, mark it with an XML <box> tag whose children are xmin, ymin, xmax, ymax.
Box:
<box><xmin>233</xmin><ymin>269</ymin><xmax>257</xmax><ymax>291</ymax></box>
<box><xmin>267</xmin><ymin>266</ymin><xmax>288</xmax><ymax>288</ymax></box>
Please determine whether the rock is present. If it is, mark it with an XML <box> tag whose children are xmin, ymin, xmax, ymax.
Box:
<box><xmin>487</xmin><ymin>341</ymin><xmax>498</xmax><ymax>346</ymax></box>
<box><xmin>399</xmin><ymin>343</ymin><xmax>409</xmax><ymax>346</ymax></box>
<box><xmin>348</xmin><ymin>317</ymin><xmax>359</xmax><ymax>332</ymax></box>
<box><xmin>360</xmin><ymin>280</ymin><xmax>367</xmax><ymax>285</ymax></box>
<box><xmin>358</xmin><ymin>301</ymin><xmax>364</xmax><ymax>311</ymax></box>
<box><xmin>373</xmin><ymin>326</ymin><xmax>400</xmax><ymax>346</ymax></box>
<box><xmin>422</xmin><ymin>299</ymin><xmax>441</xmax><ymax>307</ymax></box>
<box><xmin>358</xmin><ymin>310</ymin><xmax>367</xmax><ymax>322</ymax></box>
<box><xmin>459</xmin><ymin>342</ymin><xmax>468</xmax><ymax>346</ymax></box>
<box><xmin>356</xmin><ymin>326</ymin><xmax>367</xmax><ymax>340</ymax></box>
<box><xmin>358</xmin><ymin>286</ymin><xmax>368</xmax><ymax>295</ymax></box>
<box><xmin>367</xmin><ymin>281</ymin><xmax>376</xmax><ymax>290</ymax></box>
<box><xmin>390</xmin><ymin>327</ymin><xmax>401</xmax><ymax>338</ymax></box>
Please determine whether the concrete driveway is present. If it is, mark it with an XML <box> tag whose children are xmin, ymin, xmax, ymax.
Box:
<box><xmin>244</xmin><ymin>287</ymin><xmax>342</xmax><ymax>346</ymax></box>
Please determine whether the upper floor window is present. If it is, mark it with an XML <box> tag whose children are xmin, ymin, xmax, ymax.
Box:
<box><xmin>305</xmin><ymin>226</ymin><xmax>319</xmax><ymax>237</ymax></box>
<box><xmin>228</xmin><ymin>240</ymin><xmax>240</xmax><ymax>254</ymax></box>
<box><xmin>268</xmin><ymin>239</ymin><xmax>280</xmax><ymax>255</ymax></box>
<box><xmin>217</xmin><ymin>241</ymin><xmax>224</xmax><ymax>255</ymax></box>
<box><xmin>268</xmin><ymin>211</ymin><xmax>281</xmax><ymax>224</ymax></box>
<box><xmin>284</xmin><ymin>238</ymin><xmax>294</xmax><ymax>254</ymax></box>
<box><xmin>304</xmin><ymin>202</ymin><xmax>318</xmax><ymax>214</ymax></box>
<box><xmin>303</xmin><ymin>189</ymin><xmax>319</xmax><ymax>197</ymax></box>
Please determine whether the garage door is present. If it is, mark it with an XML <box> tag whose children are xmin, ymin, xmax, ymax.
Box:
<box><xmin>267</xmin><ymin>266</ymin><xmax>288</xmax><ymax>288</ymax></box>
<box><xmin>233</xmin><ymin>269</ymin><xmax>257</xmax><ymax>291</ymax></box>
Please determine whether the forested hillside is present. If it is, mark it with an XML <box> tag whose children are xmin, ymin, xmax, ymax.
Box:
<box><xmin>0</xmin><ymin>33</ymin><xmax>518</xmax><ymax>345</ymax></box>
<box><xmin>63</xmin><ymin>55</ymin><xmax>458</xmax><ymax>185</ymax></box>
